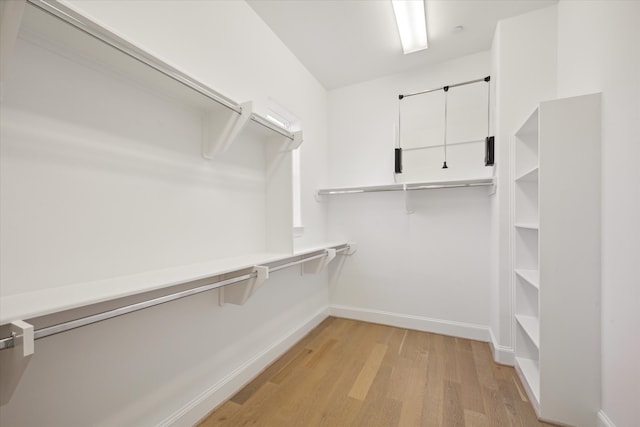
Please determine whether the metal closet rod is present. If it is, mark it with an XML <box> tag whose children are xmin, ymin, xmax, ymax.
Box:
<box><xmin>317</xmin><ymin>178</ymin><xmax>494</xmax><ymax>195</ymax></box>
<box><xmin>29</xmin><ymin>0</ymin><xmax>242</xmax><ymax>115</ymax></box>
<box><xmin>399</xmin><ymin>76</ymin><xmax>490</xmax><ymax>100</ymax></box>
<box><xmin>0</xmin><ymin>245</ymin><xmax>349</xmax><ymax>351</ymax></box>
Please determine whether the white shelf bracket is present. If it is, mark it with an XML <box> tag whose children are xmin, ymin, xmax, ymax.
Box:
<box><xmin>404</xmin><ymin>184</ymin><xmax>414</xmax><ymax>214</ymax></box>
<box><xmin>218</xmin><ymin>265</ymin><xmax>269</xmax><ymax>306</ymax></box>
<box><xmin>0</xmin><ymin>320</ymin><xmax>34</xmax><ymax>405</ymax></box>
<box><xmin>202</xmin><ymin>101</ymin><xmax>253</xmax><ymax>159</ymax></box>
<box><xmin>288</xmin><ymin>130</ymin><xmax>303</xmax><ymax>151</ymax></box>
<box><xmin>10</xmin><ymin>320</ymin><xmax>34</xmax><ymax>357</ymax></box>
<box><xmin>488</xmin><ymin>178</ymin><xmax>497</xmax><ymax>196</ymax></box>
<box><xmin>303</xmin><ymin>248</ymin><xmax>336</xmax><ymax>274</ymax></box>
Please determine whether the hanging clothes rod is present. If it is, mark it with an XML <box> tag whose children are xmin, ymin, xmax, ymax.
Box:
<box><xmin>399</xmin><ymin>76</ymin><xmax>490</xmax><ymax>100</ymax></box>
<box><xmin>318</xmin><ymin>178</ymin><xmax>494</xmax><ymax>196</ymax></box>
<box><xmin>0</xmin><ymin>245</ymin><xmax>350</xmax><ymax>351</ymax></box>
<box><xmin>28</xmin><ymin>0</ymin><xmax>242</xmax><ymax>114</ymax></box>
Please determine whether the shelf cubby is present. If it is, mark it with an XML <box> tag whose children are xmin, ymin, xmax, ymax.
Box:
<box><xmin>515</xmin><ymin>314</ymin><xmax>540</xmax><ymax>348</ymax></box>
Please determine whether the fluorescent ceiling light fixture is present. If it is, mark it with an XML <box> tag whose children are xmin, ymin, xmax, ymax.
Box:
<box><xmin>391</xmin><ymin>0</ymin><xmax>428</xmax><ymax>54</ymax></box>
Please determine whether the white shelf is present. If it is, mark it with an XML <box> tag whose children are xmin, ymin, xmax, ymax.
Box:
<box><xmin>515</xmin><ymin>109</ymin><xmax>539</xmax><ymax>139</ymax></box>
<box><xmin>515</xmin><ymin>357</ymin><xmax>540</xmax><ymax>408</ymax></box>
<box><xmin>515</xmin><ymin>269</ymin><xmax>539</xmax><ymax>289</ymax></box>
<box><xmin>317</xmin><ymin>177</ymin><xmax>494</xmax><ymax>195</ymax></box>
<box><xmin>515</xmin><ymin>166</ymin><xmax>539</xmax><ymax>182</ymax></box>
<box><xmin>0</xmin><ymin>243</ymin><xmax>349</xmax><ymax>325</ymax></box>
<box><xmin>16</xmin><ymin>1</ymin><xmax>300</xmax><ymax>160</ymax></box>
<box><xmin>514</xmin><ymin>223</ymin><xmax>539</xmax><ymax>231</ymax></box>
<box><xmin>516</xmin><ymin>314</ymin><xmax>540</xmax><ymax>348</ymax></box>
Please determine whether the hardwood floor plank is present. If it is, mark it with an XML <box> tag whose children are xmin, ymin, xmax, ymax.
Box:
<box><xmin>464</xmin><ymin>409</ymin><xmax>490</xmax><ymax>427</ymax></box>
<box><xmin>443</xmin><ymin>335</ymin><xmax>460</xmax><ymax>382</ymax></box>
<box><xmin>305</xmin><ymin>338</ymin><xmax>338</xmax><ymax>369</ymax></box>
<box><xmin>204</xmin><ymin>381</ymin><xmax>280</xmax><ymax>426</ymax></box>
<box><xmin>199</xmin><ymin>318</ymin><xmax>555</xmax><ymax>427</ymax></box>
<box><xmin>198</xmin><ymin>401</ymin><xmax>241</xmax><ymax>426</ymax></box>
<box><xmin>396</xmin><ymin>363</ymin><xmax>428</xmax><ymax>426</ymax></box>
<box><xmin>470</xmin><ymin>340</ymin><xmax>499</xmax><ymax>392</ymax></box>
<box><xmin>348</xmin><ymin>342</ymin><xmax>388</xmax><ymax>400</ymax></box>
<box><xmin>442</xmin><ymin>380</ymin><xmax>465</xmax><ymax>427</ymax></box>
<box><xmin>421</xmin><ymin>342</ymin><xmax>446</xmax><ymax>426</ymax></box>
<box><xmin>268</xmin><ymin>347</ymin><xmax>313</xmax><ymax>385</ymax></box>
<box><xmin>456</xmin><ymin>339</ymin><xmax>486</xmax><ymax>414</ymax></box>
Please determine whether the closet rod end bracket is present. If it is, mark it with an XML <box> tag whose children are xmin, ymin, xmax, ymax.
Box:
<box><xmin>10</xmin><ymin>320</ymin><xmax>34</xmax><ymax>357</ymax></box>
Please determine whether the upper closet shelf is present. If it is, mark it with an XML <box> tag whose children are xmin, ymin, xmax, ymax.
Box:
<box><xmin>317</xmin><ymin>177</ymin><xmax>494</xmax><ymax>196</ymax></box>
<box><xmin>8</xmin><ymin>0</ymin><xmax>301</xmax><ymax>158</ymax></box>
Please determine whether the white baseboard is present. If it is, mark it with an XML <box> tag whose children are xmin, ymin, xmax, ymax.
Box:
<box><xmin>489</xmin><ymin>329</ymin><xmax>515</xmax><ymax>366</ymax></box>
<box><xmin>329</xmin><ymin>304</ymin><xmax>490</xmax><ymax>342</ymax></box>
<box><xmin>159</xmin><ymin>307</ymin><xmax>330</xmax><ymax>427</ymax></box>
<box><xmin>597</xmin><ymin>410</ymin><xmax>617</xmax><ymax>427</ymax></box>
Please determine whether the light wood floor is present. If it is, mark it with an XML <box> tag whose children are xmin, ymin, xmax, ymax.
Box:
<box><xmin>199</xmin><ymin>317</ymin><xmax>555</xmax><ymax>427</ymax></box>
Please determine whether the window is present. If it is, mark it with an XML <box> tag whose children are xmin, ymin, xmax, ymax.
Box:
<box><xmin>266</xmin><ymin>99</ymin><xmax>303</xmax><ymax>237</ymax></box>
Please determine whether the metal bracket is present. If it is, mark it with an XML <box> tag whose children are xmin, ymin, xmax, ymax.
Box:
<box><xmin>303</xmin><ymin>249</ymin><xmax>336</xmax><ymax>274</ymax></box>
<box><xmin>218</xmin><ymin>265</ymin><xmax>269</xmax><ymax>306</ymax></box>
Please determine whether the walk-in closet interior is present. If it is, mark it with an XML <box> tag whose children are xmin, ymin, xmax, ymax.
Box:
<box><xmin>0</xmin><ymin>1</ymin><xmax>638</xmax><ymax>426</ymax></box>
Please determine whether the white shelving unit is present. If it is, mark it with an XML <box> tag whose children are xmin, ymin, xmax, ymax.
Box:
<box><xmin>512</xmin><ymin>93</ymin><xmax>601</xmax><ymax>426</ymax></box>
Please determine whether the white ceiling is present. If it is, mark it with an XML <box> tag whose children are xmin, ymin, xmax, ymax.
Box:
<box><xmin>247</xmin><ymin>0</ymin><xmax>557</xmax><ymax>89</ymax></box>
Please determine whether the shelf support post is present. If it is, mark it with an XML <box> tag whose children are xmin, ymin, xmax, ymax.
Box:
<box><xmin>404</xmin><ymin>184</ymin><xmax>414</xmax><ymax>214</ymax></box>
<box><xmin>202</xmin><ymin>101</ymin><xmax>253</xmax><ymax>159</ymax></box>
<box><xmin>303</xmin><ymin>248</ymin><xmax>336</xmax><ymax>274</ymax></box>
<box><xmin>218</xmin><ymin>265</ymin><xmax>269</xmax><ymax>306</ymax></box>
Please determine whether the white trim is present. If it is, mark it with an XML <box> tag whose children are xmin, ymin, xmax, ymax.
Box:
<box><xmin>489</xmin><ymin>328</ymin><xmax>515</xmax><ymax>366</ymax></box>
<box><xmin>158</xmin><ymin>307</ymin><xmax>330</xmax><ymax>427</ymax></box>
<box><xmin>329</xmin><ymin>304</ymin><xmax>490</xmax><ymax>342</ymax></box>
<box><xmin>597</xmin><ymin>410</ymin><xmax>617</xmax><ymax>427</ymax></box>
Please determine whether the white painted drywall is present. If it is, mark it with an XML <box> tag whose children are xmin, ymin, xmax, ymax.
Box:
<box><xmin>0</xmin><ymin>1</ymin><xmax>330</xmax><ymax>425</ymax></box>
<box><xmin>556</xmin><ymin>1</ymin><xmax>640</xmax><ymax>425</ymax></box>
<box><xmin>326</xmin><ymin>53</ymin><xmax>493</xmax><ymax>336</ymax></box>
<box><xmin>326</xmin><ymin>51</ymin><xmax>492</xmax><ymax>188</ymax></box>
<box><xmin>490</xmin><ymin>4</ymin><xmax>557</xmax><ymax>356</ymax></box>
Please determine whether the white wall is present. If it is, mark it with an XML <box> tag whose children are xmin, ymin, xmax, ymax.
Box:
<box><xmin>490</xmin><ymin>5</ymin><xmax>557</xmax><ymax>361</ymax></box>
<box><xmin>327</xmin><ymin>52</ymin><xmax>491</xmax><ymax>187</ymax></box>
<box><xmin>326</xmin><ymin>53</ymin><xmax>493</xmax><ymax>339</ymax></box>
<box><xmin>0</xmin><ymin>1</ymin><xmax>330</xmax><ymax>425</ymax></box>
<box><xmin>556</xmin><ymin>2</ymin><xmax>640</xmax><ymax>426</ymax></box>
